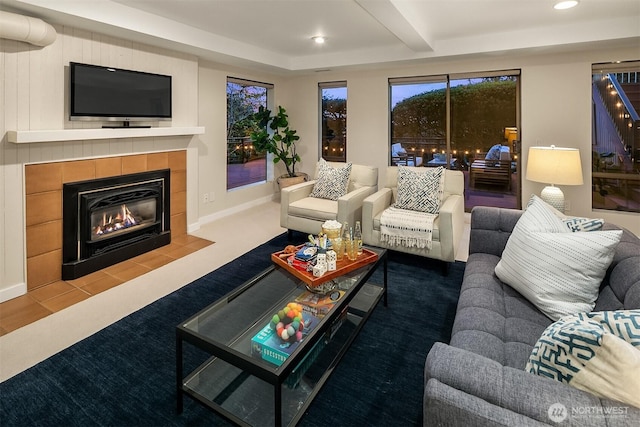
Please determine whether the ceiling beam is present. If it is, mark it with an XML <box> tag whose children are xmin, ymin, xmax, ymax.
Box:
<box><xmin>355</xmin><ymin>0</ymin><xmax>433</xmax><ymax>52</ymax></box>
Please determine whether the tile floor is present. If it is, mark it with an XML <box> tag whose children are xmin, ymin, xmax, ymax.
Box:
<box><xmin>0</xmin><ymin>234</ymin><xmax>214</xmax><ymax>335</ymax></box>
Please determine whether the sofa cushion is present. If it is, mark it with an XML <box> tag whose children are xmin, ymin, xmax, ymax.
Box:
<box><xmin>393</xmin><ymin>166</ymin><xmax>444</xmax><ymax>213</ymax></box>
<box><xmin>526</xmin><ymin>310</ymin><xmax>640</xmax><ymax>408</ymax></box>
<box><xmin>288</xmin><ymin>197</ymin><xmax>338</xmax><ymax>221</ymax></box>
<box><xmin>485</xmin><ymin>144</ymin><xmax>502</xmax><ymax>161</ymax></box>
<box><xmin>495</xmin><ymin>196</ymin><xmax>622</xmax><ymax>320</ymax></box>
<box><xmin>309</xmin><ymin>159</ymin><xmax>352</xmax><ymax>200</ymax></box>
<box><xmin>450</xmin><ymin>252</ymin><xmax>551</xmax><ymax>368</ymax></box>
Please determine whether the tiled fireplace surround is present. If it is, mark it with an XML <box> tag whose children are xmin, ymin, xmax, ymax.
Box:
<box><xmin>25</xmin><ymin>150</ymin><xmax>188</xmax><ymax>291</ymax></box>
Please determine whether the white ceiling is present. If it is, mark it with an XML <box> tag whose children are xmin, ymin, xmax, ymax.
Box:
<box><xmin>2</xmin><ymin>0</ymin><xmax>639</xmax><ymax>74</ymax></box>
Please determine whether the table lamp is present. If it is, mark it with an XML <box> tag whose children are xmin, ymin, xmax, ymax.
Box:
<box><xmin>526</xmin><ymin>146</ymin><xmax>583</xmax><ymax>212</ymax></box>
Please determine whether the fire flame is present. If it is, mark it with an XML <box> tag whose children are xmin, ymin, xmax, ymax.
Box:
<box><xmin>93</xmin><ymin>204</ymin><xmax>138</xmax><ymax>237</ymax></box>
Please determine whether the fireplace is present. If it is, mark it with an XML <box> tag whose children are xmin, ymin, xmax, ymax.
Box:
<box><xmin>62</xmin><ymin>169</ymin><xmax>171</xmax><ymax>280</ymax></box>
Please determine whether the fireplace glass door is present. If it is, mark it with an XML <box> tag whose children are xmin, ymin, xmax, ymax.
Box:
<box><xmin>62</xmin><ymin>169</ymin><xmax>171</xmax><ymax>280</ymax></box>
<box><xmin>91</xmin><ymin>198</ymin><xmax>157</xmax><ymax>241</ymax></box>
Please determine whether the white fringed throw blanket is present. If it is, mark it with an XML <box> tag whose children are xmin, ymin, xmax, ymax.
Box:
<box><xmin>380</xmin><ymin>207</ymin><xmax>437</xmax><ymax>250</ymax></box>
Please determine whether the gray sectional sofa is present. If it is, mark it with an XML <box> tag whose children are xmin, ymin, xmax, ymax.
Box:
<box><xmin>424</xmin><ymin>206</ymin><xmax>640</xmax><ymax>426</ymax></box>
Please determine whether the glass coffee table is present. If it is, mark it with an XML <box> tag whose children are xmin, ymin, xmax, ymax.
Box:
<box><xmin>176</xmin><ymin>246</ymin><xmax>387</xmax><ymax>426</ymax></box>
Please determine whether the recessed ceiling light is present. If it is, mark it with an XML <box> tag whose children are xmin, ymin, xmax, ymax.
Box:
<box><xmin>554</xmin><ymin>1</ymin><xmax>579</xmax><ymax>10</ymax></box>
<box><xmin>312</xmin><ymin>36</ymin><xmax>325</xmax><ymax>44</ymax></box>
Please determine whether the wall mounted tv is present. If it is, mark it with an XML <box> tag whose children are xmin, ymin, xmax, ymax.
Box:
<box><xmin>70</xmin><ymin>62</ymin><xmax>172</xmax><ymax>127</ymax></box>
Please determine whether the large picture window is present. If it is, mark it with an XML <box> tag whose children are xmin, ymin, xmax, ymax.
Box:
<box><xmin>592</xmin><ymin>61</ymin><xmax>640</xmax><ymax>213</ymax></box>
<box><xmin>390</xmin><ymin>71</ymin><xmax>520</xmax><ymax>211</ymax></box>
<box><xmin>320</xmin><ymin>82</ymin><xmax>347</xmax><ymax>162</ymax></box>
<box><xmin>226</xmin><ymin>78</ymin><xmax>273</xmax><ymax>190</ymax></box>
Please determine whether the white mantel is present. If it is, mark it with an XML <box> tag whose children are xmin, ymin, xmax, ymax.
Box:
<box><xmin>7</xmin><ymin>127</ymin><xmax>205</xmax><ymax>144</ymax></box>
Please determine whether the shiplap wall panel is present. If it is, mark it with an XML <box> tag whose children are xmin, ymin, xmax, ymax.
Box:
<box><xmin>0</xmin><ymin>24</ymin><xmax>199</xmax><ymax>300</ymax></box>
<box><xmin>0</xmin><ymin>38</ymin><xmax>6</xmax><ymax>290</ymax></box>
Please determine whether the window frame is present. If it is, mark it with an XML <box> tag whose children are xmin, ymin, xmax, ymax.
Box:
<box><xmin>319</xmin><ymin>81</ymin><xmax>347</xmax><ymax>162</ymax></box>
<box><xmin>226</xmin><ymin>77</ymin><xmax>274</xmax><ymax>190</ymax></box>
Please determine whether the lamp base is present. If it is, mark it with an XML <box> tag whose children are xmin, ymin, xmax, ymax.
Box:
<box><xmin>540</xmin><ymin>186</ymin><xmax>565</xmax><ymax>213</ymax></box>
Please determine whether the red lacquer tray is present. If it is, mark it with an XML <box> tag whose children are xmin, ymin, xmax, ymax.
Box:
<box><xmin>271</xmin><ymin>245</ymin><xmax>378</xmax><ymax>287</ymax></box>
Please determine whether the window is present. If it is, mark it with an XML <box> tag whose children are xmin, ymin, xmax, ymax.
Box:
<box><xmin>226</xmin><ymin>78</ymin><xmax>273</xmax><ymax>190</ymax></box>
<box><xmin>320</xmin><ymin>82</ymin><xmax>347</xmax><ymax>162</ymax></box>
<box><xmin>389</xmin><ymin>76</ymin><xmax>447</xmax><ymax>167</ymax></box>
<box><xmin>592</xmin><ymin>61</ymin><xmax>640</xmax><ymax>213</ymax></box>
<box><xmin>390</xmin><ymin>71</ymin><xmax>520</xmax><ymax>211</ymax></box>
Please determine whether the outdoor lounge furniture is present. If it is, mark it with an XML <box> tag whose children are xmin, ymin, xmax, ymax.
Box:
<box><xmin>470</xmin><ymin>145</ymin><xmax>512</xmax><ymax>189</ymax></box>
<box><xmin>361</xmin><ymin>166</ymin><xmax>465</xmax><ymax>265</ymax></box>
<box><xmin>470</xmin><ymin>159</ymin><xmax>512</xmax><ymax>189</ymax></box>
<box><xmin>426</xmin><ymin>153</ymin><xmax>456</xmax><ymax>168</ymax></box>
<box><xmin>280</xmin><ymin>162</ymin><xmax>378</xmax><ymax>237</ymax></box>
<box><xmin>391</xmin><ymin>142</ymin><xmax>422</xmax><ymax>166</ymax></box>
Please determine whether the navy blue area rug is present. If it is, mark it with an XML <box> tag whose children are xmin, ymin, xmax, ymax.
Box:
<box><xmin>0</xmin><ymin>232</ymin><xmax>463</xmax><ymax>426</ymax></box>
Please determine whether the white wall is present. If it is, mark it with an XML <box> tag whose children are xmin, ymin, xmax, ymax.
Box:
<box><xmin>279</xmin><ymin>47</ymin><xmax>640</xmax><ymax>235</ymax></box>
<box><xmin>0</xmin><ymin>25</ymin><xmax>200</xmax><ymax>300</ymax></box>
<box><xmin>194</xmin><ymin>62</ymin><xmax>286</xmax><ymax>225</ymax></box>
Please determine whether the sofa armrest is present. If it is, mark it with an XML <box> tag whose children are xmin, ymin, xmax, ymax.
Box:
<box><xmin>280</xmin><ymin>180</ymin><xmax>316</xmax><ymax>228</ymax></box>
<box><xmin>425</xmin><ymin>342</ymin><xmax>640</xmax><ymax>426</ymax></box>
<box><xmin>336</xmin><ymin>185</ymin><xmax>378</xmax><ymax>228</ymax></box>
<box><xmin>437</xmin><ymin>194</ymin><xmax>464</xmax><ymax>262</ymax></box>
<box><xmin>362</xmin><ymin>188</ymin><xmax>392</xmax><ymax>245</ymax></box>
<box><xmin>469</xmin><ymin>206</ymin><xmax>522</xmax><ymax>257</ymax></box>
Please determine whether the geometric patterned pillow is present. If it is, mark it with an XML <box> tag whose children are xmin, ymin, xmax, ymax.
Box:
<box><xmin>526</xmin><ymin>310</ymin><xmax>640</xmax><ymax>408</ymax></box>
<box><xmin>393</xmin><ymin>166</ymin><xmax>445</xmax><ymax>214</ymax></box>
<box><xmin>309</xmin><ymin>159</ymin><xmax>352</xmax><ymax>201</ymax></box>
<box><xmin>562</xmin><ymin>217</ymin><xmax>605</xmax><ymax>232</ymax></box>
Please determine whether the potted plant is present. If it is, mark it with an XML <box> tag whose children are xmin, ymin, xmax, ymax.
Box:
<box><xmin>250</xmin><ymin>106</ymin><xmax>308</xmax><ymax>188</ymax></box>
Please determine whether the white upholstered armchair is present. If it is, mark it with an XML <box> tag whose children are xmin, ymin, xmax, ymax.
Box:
<box><xmin>362</xmin><ymin>167</ymin><xmax>464</xmax><ymax>266</ymax></box>
<box><xmin>280</xmin><ymin>161</ymin><xmax>378</xmax><ymax>238</ymax></box>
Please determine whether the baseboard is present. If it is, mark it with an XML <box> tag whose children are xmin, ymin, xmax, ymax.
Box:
<box><xmin>197</xmin><ymin>194</ymin><xmax>277</xmax><ymax>228</ymax></box>
<box><xmin>0</xmin><ymin>282</ymin><xmax>27</xmax><ymax>303</ymax></box>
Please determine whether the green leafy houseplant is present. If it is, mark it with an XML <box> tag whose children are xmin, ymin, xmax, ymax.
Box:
<box><xmin>250</xmin><ymin>106</ymin><xmax>301</xmax><ymax>178</ymax></box>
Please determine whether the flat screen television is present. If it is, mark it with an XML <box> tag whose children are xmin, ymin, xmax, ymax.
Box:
<box><xmin>70</xmin><ymin>62</ymin><xmax>172</xmax><ymax>126</ymax></box>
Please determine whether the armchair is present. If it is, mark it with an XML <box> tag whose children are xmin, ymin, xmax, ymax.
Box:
<box><xmin>280</xmin><ymin>161</ymin><xmax>378</xmax><ymax>237</ymax></box>
<box><xmin>362</xmin><ymin>167</ymin><xmax>464</xmax><ymax>265</ymax></box>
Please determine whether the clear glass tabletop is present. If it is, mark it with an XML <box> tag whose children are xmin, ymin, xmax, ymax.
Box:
<box><xmin>177</xmin><ymin>245</ymin><xmax>387</xmax><ymax>426</ymax></box>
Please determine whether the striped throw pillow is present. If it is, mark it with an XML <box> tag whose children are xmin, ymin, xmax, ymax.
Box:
<box><xmin>495</xmin><ymin>195</ymin><xmax>622</xmax><ymax>320</ymax></box>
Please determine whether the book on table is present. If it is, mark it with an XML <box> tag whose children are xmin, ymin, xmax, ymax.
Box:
<box><xmin>250</xmin><ymin>311</ymin><xmax>320</xmax><ymax>367</ymax></box>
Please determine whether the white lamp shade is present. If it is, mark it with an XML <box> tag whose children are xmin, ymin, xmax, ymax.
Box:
<box><xmin>526</xmin><ymin>146</ymin><xmax>584</xmax><ymax>186</ymax></box>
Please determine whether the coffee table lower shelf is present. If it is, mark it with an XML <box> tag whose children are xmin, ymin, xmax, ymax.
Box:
<box><xmin>179</xmin><ymin>283</ymin><xmax>384</xmax><ymax>426</ymax></box>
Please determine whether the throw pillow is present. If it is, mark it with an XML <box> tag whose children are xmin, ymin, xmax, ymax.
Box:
<box><xmin>526</xmin><ymin>195</ymin><xmax>604</xmax><ymax>232</ymax></box>
<box><xmin>485</xmin><ymin>144</ymin><xmax>502</xmax><ymax>160</ymax></box>
<box><xmin>515</xmin><ymin>194</ymin><xmax>568</xmax><ymax>234</ymax></box>
<box><xmin>495</xmin><ymin>195</ymin><xmax>622</xmax><ymax>320</ymax></box>
<box><xmin>393</xmin><ymin>166</ymin><xmax>445</xmax><ymax>214</ymax></box>
<box><xmin>309</xmin><ymin>159</ymin><xmax>352</xmax><ymax>201</ymax></box>
<box><xmin>562</xmin><ymin>217</ymin><xmax>605</xmax><ymax>232</ymax></box>
<box><xmin>526</xmin><ymin>310</ymin><xmax>640</xmax><ymax>408</ymax></box>
<box><xmin>484</xmin><ymin>144</ymin><xmax>503</xmax><ymax>166</ymax></box>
